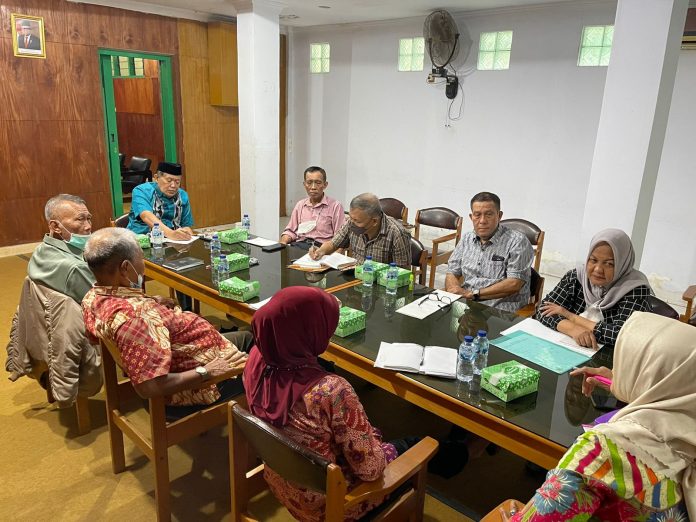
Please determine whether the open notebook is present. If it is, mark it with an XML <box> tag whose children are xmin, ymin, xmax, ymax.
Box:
<box><xmin>374</xmin><ymin>342</ymin><xmax>457</xmax><ymax>379</ymax></box>
<box><xmin>293</xmin><ymin>252</ymin><xmax>357</xmax><ymax>270</ymax></box>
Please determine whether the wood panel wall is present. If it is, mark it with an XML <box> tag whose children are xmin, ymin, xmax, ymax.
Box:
<box><xmin>115</xmin><ymin>77</ymin><xmax>165</xmax><ymax>170</ymax></box>
<box><xmin>0</xmin><ymin>0</ymin><xmax>181</xmax><ymax>246</ymax></box>
<box><xmin>178</xmin><ymin>19</ymin><xmax>240</xmax><ymax>227</ymax></box>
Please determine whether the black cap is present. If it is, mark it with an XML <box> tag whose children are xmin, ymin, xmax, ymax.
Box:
<box><xmin>157</xmin><ymin>162</ymin><xmax>182</xmax><ymax>176</ymax></box>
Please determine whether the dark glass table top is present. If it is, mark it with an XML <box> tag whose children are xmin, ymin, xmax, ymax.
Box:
<box><xmin>330</xmin><ymin>283</ymin><xmax>612</xmax><ymax>449</ymax></box>
<box><xmin>143</xmin><ymin>239</ymin><xmax>357</xmax><ymax>302</ymax></box>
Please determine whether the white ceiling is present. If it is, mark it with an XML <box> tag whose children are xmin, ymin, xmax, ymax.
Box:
<box><xmin>72</xmin><ymin>0</ymin><xmax>593</xmax><ymax>26</ymax></box>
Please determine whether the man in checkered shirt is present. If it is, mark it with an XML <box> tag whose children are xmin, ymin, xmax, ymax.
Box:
<box><xmin>445</xmin><ymin>192</ymin><xmax>534</xmax><ymax>313</ymax></box>
<box><xmin>81</xmin><ymin>228</ymin><xmax>251</xmax><ymax>412</ymax></box>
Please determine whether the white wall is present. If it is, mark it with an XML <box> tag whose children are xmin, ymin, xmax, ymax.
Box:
<box><xmin>287</xmin><ymin>1</ymin><xmax>696</xmax><ymax>308</ymax></box>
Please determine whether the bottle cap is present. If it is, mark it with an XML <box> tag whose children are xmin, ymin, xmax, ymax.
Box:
<box><xmin>366</xmin><ymin>256</ymin><xmax>372</xmax><ymax>260</ymax></box>
<box><xmin>220</xmin><ymin>254</ymin><xmax>226</xmax><ymax>258</ymax></box>
<box><xmin>389</xmin><ymin>262</ymin><xmax>396</xmax><ymax>266</ymax></box>
<box><xmin>464</xmin><ymin>335</ymin><xmax>474</xmax><ymax>342</ymax></box>
<box><xmin>477</xmin><ymin>330</ymin><xmax>487</xmax><ymax>337</ymax></box>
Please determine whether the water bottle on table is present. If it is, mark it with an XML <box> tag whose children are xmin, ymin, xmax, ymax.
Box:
<box><xmin>151</xmin><ymin>223</ymin><xmax>164</xmax><ymax>248</ymax></box>
<box><xmin>385</xmin><ymin>262</ymin><xmax>399</xmax><ymax>296</ymax></box>
<box><xmin>457</xmin><ymin>335</ymin><xmax>475</xmax><ymax>384</ymax></box>
<box><xmin>210</xmin><ymin>233</ymin><xmax>221</xmax><ymax>265</ymax></box>
<box><xmin>362</xmin><ymin>256</ymin><xmax>374</xmax><ymax>288</ymax></box>
<box><xmin>218</xmin><ymin>254</ymin><xmax>229</xmax><ymax>284</ymax></box>
<box><xmin>470</xmin><ymin>330</ymin><xmax>489</xmax><ymax>393</ymax></box>
<box><xmin>242</xmin><ymin>214</ymin><xmax>251</xmax><ymax>233</ymax></box>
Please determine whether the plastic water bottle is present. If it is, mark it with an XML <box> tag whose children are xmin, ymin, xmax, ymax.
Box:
<box><xmin>151</xmin><ymin>223</ymin><xmax>164</xmax><ymax>248</ymax></box>
<box><xmin>474</xmin><ymin>330</ymin><xmax>489</xmax><ymax>372</ymax></box>
<box><xmin>218</xmin><ymin>254</ymin><xmax>229</xmax><ymax>283</ymax></box>
<box><xmin>457</xmin><ymin>335</ymin><xmax>476</xmax><ymax>384</ymax></box>
<box><xmin>385</xmin><ymin>262</ymin><xmax>399</xmax><ymax>296</ymax></box>
<box><xmin>210</xmin><ymin>233</ymin><xmax>221</xmax><ymax>265</ymax></box>
<box><xmin>242</xmin><ymin>214</ymin><xmax>251</xmax><ymax>233</ymax></box>
<box><xmin>362</xmin><ymin>256</ymin><xmax>374</xmax><ymax>288</ymax></box>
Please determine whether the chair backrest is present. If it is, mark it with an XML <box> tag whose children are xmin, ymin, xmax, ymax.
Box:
<box><xmin>231</xmin><ymin>403</ymin><xmax>331</xmax><ymax>493</ymax></box>
<box><xmin>410</xmin><ymin>236</ymin><xmax>426</xmax><ymax>269</ymax></box>
<box><xmin>129</xmin><ymin>156</ymin><xmax>152</xmax><ymax>173</ymax></box>
<box><xmin>415</xmin><ymin>207</ymin><xmax>460</xmax><ymax>230</ymax></box>
<box><xmin>118</xmin><ymin>153</ymin><xmax>126</xmax><ymax>169</ymax></box>
<box><xmin>500</xmin><ymin>218</ymin><xmax>545</xmax><ymax>272</ymax></box>
<box><xmin>647</xmin><ymin>295</ymin><xmax>680</xmax><ymax>320</ymax></box>
<box><xmin>380</xmin><ymin>198</ymin><xmax>408</xmax><ymax>224</ymax></box>
<box><xmin>111</xmin><ymin>214</ymin><xmax>129</xmax><ymax>228</ymax></box>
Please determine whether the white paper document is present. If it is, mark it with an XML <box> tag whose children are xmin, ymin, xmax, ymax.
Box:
<box><xmin>292</xmin><ymin>252</ymin><xmax>357</xmax><ymax>270</ymax></box>
<box><xmin>396</xmin><ymin>289</ymin><xmax>463</xmax><ymax>320</ymax></box>
<box><xmin>248</xmin><ymin>297</ymin><xmax>272</xmax><ymax>310</ymax></box>
<box><xmin>500</xmin><ymin>318</ymin><xmax>601</xmax><ymax>358</ymax></box>
<box><xmin>163</xmin><ymin>235</ymin><xmax>200</xmax><ymax>245</ymax></box>
<box><xmin>374</xmin><ymin>342</ymin><xmax>457</xmax><ymax>379</ymax></box>
<box><xmin>244</xmin><ymin>237</ymin><xmax>278</xmax><ymax>247</ymax></box>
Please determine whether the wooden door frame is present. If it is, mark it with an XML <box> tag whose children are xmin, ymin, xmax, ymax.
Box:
<box><xmin>98</xmin><ymin>49</ymin><xmax>177</xmax><ymax>217</ymax></box>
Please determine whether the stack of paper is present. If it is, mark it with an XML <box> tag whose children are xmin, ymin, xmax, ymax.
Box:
<box><xmin>396</xmin><ymin>289</ymin><xmax>462</xmax><ymax>320</ymax></box>
<box><xmin>374</xmin><ymin>342</ymin><xmax>457</xmax><ymax>379</ymax></box>
<box><xmin>244</xmin><ymin>237</ymin><xmax>278</xmax><ymax>247</ymax></box>
<box><xmin>500</xmin><ymin>318</ymin><xmax>601</xmax><ymax>358</ymax></box>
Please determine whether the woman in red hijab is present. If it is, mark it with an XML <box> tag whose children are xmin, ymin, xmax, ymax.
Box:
<box><xmin>244</xmin><ymin>286</ymin><xmax>398</xmax><ymax>522</ymax></box>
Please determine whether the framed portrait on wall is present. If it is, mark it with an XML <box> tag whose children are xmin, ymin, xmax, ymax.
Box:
<box><xmin>11</xmin><ymin>13</ymin><xmax>46</xmax><ymax>59</ymax></box>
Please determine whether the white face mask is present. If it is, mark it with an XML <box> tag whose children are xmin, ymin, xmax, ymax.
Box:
<box><xmin>126</xmin><ymin>261</ymin><xmax>144</xmax><ymax>289</ymax></box>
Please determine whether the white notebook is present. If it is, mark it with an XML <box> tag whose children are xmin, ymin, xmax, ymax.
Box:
<box><xmin>293</xmin><ymin>252</ymin><xmax>357</xmax><ymax>270</ymax></box>
<box><xmin>374</xmin><ymin>342</ymin><xmax>457</xmax><ymax>379</ymax></box>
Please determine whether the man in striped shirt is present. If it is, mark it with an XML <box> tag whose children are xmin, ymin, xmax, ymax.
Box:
<box><xmin>445</xmin><ymin>192</ymin><xmax>533</xmax><ymax>313</ymax></box>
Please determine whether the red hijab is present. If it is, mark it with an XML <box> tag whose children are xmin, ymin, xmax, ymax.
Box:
<box><xmin>244</xmin><ymin>286</ymin><xmax>340</xmax><ymax>427</ymax></box>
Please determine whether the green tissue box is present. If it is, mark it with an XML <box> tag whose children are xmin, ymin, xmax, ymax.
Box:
<box><xmin>136</xmin><ymin>234</ymin><xmax>151</xmax><ymax>249</ymax></box>
<box><xmin>218</xmin><ymin>228</ymin><xmax>248</xmax><ymax>244</ymax></box>
<box><xmin>481</xmin><ymin>360</ymin><xmax>540</xmax><ymax>402</ymax></box>
<box><xmin>227</xmin><ymin>253</ymin><xmax>250</xmax><ymax>273</ymax></box>
<box><xmin>376</xmin><ymin>267</ymin><xmax>412</xmax><ymax>288</ymax></box>
<box><xmin>218</xmin><ymin>277</ymin><xmax>260</xmax><ymax>302</ymax></box>
<box><xmin>355</xmin><ymin>261</ymin><xmax>389</xmax><ymax>281</ymax></box>
<box><xmin>334</xmin><ymin>306</ymin><xmax>366</xmax><ymax>338</ymax></box>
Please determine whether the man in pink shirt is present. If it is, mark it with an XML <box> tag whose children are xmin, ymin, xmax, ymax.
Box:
<box><xmin>280</xmin><ymin>166</ymin><xmax>345</xmax><ymax>247</ymax></box>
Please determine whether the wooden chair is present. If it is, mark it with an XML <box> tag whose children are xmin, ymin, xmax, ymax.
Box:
<box><xmin>480</xmin><ymin>499</ymin><xmax>525</xmax><ymax>521</ymax></box>
<box><xmin>414</xmin><ymin>207</ymin><xmax>463</xmax><ymax>288</ymax></box>
<box><xmin>100</xmin><ymin>337</ymin><xmax>244</xmax><ymax>521</ymax></box>
<box><xmin>379</xmin><ymin>197</ymin><xmax>410</xmax><ymax>228</ymax></box>
<box><xmin>500</xmin><ymin>218</ymin><xmax>545</xmax><ymax>272</ymax></box>
<box><xmin>410</xmin><ymin>237</ymin><xmax>428</xmax><ymax>286</ymax></box>
<box><xmin>516</xmin><ymin>267</ymin><xmax>545</xmax><ymax>318</ymax></box>
<box><xmin>228</xmin><ymin>401</ymin><xmax>439</xmax><ymax>522</ymax></box>
<box><xmin>682</xmin><ymin>285</ymin><xmax>696</xmax><ymax>325</ymax></box>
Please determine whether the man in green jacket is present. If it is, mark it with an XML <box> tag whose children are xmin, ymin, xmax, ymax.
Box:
<box><xmin>28</xmin><ymin>194</ymin><xmax>95</xmax><ymax>303</ymax></box>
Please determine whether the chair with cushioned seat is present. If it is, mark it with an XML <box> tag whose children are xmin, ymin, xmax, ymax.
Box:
<box><xmin>515</xmin><ymin>268</ymin><xmax>545</xmax><ymax>318</ymax></box>
<box><xmin>379</xmin><ymin>198</ymin><xmax>410</xmax><ymax>228</ymax></box>
<box><xmin>110</xmin><ymin>214</ymin><xmax>129</xmax><ymax>228</ymax></box>
<box><xmin>647</xmin><ymin>295</ymin><xmax>680</xmax><ymax>320</ymax></box>
<box><xmin>228</xmin><ymin>401</ymin><xmax>438</xmax><ymax>522</ymax></box>
<box><xmin>500</xmin><ymin>218</ymin><xmax>545</xmax><ymax>272</ymax></box>
<box><xmin>414</xmin><ymin>207</ymin><xmax>463</xmax><ymax>288</ymax></box>
<box><xmin>100</xmin><ymin>337</ymin><xmax>244</xmax><ymax>521</ymax></box>
<box><xmin>121</xmin><ymin>156</ymin><xmax>152</xmax><ymax>194</ymax></box>
<box><xmin>410</xmin><ymin>237</ymin><xmax>428</xmax><ymax>286</ymax></box>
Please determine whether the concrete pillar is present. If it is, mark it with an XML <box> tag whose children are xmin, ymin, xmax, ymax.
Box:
<box><xmin>232</xmin><ymin>0</ymin><xmax>284</xmax><ymax>239</ymax></box>
<box><xmin>580</xmin><ymin>0</ymin><xmax>688</xmax><ymax>263</ymax></box>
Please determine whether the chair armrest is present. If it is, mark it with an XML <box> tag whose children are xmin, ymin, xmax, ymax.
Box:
<box><xmin>344</xmin><ymin>436</ymin><xmax>438</xmax><ymax>508</ymax></box>
<box><xmin>682</xmin><ymin>285</ymin><xmax>696</xmax><ymax>303</ymax></box>
<box><xmin>431</xmin><ymin>232</ymin><xmax>457</xmax><ymax>245</ymax></box>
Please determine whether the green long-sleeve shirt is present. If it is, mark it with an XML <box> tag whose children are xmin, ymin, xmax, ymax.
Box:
<box><xmin>27</xmin><ymin>235</ymin><xmax>95</xmax><ymax>303</ymax></box>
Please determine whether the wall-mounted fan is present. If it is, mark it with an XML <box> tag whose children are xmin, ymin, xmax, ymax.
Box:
<box><xmin>424</xmin><ymin>10</ymin><xmax>462</xmax><ymax>99</ymax></box>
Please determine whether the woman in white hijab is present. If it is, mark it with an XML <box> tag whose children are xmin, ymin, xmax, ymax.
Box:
<box><xmin>501</xmin><ymin>312</ymin><xmax>694</xmax><ymax>521</ymax></box>
<box><xmin>535</xmin><ymin>229</ymin><xmax>651</xmax><ymax>348</ymax></box>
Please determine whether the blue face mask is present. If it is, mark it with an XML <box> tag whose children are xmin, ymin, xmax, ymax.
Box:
<box><xmin>59</xmin><ymin>222</ymin><xmax>90</xmax><ymax>251</ymax></box>
<box><xmin>126</xmin><ymin>261</ymin><xmax>144</xmax><ymax>289</ymax></box>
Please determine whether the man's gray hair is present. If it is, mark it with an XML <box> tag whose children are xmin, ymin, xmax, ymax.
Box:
<box><xmin>44</xmin><ymin>194</ymin><xmax>87</xmax><ymax>221</ymax></box>
<box><xmin>84</xmin><ymin>228</ymin><xmax>141</xmax><ymax>273</ymax></box>
<box><xmin>349</xmin><ymin>193</ymin><xmax>382</xmax><ymax>218</ymax></box>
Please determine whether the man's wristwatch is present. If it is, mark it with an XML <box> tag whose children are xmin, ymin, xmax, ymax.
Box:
<box><xmin>195</xmin><ymin>366</ymin><xmax>209</xmax><ymax>382</ymax></box>
<box><xmin>472</xmin><ymin>289</ymin><xmax>480</xmax><ymax>301</ymax></box>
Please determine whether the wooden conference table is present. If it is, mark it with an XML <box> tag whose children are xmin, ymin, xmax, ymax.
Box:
<box><xmin>144</xmin><ymin>238</ymin><xmax>608</xmax><ymax>469</ymax></box>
